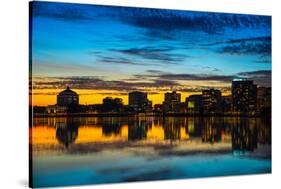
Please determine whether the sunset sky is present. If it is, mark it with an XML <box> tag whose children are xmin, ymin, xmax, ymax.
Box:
<box><xmin>30</xmin><ymin>1</ymin><xmax>271</xmax><ymax>106</ymax></box>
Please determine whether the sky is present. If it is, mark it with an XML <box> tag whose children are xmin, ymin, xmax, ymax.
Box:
<box><xmin>30</xmin><ymin>1</ymin><xmax>272</xmax><ymax>106</ymax></box>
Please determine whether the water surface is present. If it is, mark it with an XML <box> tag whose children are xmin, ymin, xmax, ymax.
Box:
<box><xmin>31</xmin><ymin>116</ymin><xmax>271</xmax><ymax>187</ymax></box>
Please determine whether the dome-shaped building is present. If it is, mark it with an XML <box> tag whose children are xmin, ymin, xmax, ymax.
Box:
<box><xmin>57</xmin><ymin>86</ymin><xmax>79</xmax><ymax>107</ymax></box>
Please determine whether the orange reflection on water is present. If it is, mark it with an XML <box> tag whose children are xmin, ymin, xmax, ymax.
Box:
<box><xmin>31</xmin><ymin>125</ymin><xmax>192</xmax><ymax>146</ymax></box>
<box><xmin>31</xmin><ymin>126</ymin><xmax>58</xmax><ymax>145</ymax></box>
<box><xmin>75</xmin><ymin>125</ymin><xmax>129</xmax><ymax>143</ymax></box>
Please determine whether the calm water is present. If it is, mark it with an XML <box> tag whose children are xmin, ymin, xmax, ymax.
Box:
<box><xmin>30</xmin><ymin>116</ymin><xmax>271</xmax><ymax>188</ymax></box>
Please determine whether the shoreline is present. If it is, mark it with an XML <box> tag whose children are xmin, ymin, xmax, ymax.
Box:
<box><xmin>32</xmin><ymin>112</ymin><xmax>271</xmax><ymax>118</ymax></box>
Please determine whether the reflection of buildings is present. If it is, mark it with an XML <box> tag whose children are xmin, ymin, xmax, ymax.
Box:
<box><xmin>100</xmin><ymin>117</ymin><xmax>122</xmax><ymax>136</ymax></box>
<box><xmin>232</xmin><ymin>80</ymin><xmax>257</xmax><ymax>113</ymax></box>
<box><xmin>202</xmin><ymin>117</ymin><xmax>222</xmax><ymax>143</ymax></box>
<box><xmin>47</xmin><ymin>87</ymin><xmax>79</xmax><ymax>114</ymax></box>
<box><xmin>202</xmin><ymin>89</ymin><xmax>222</xmax><ymax>113</ymax></box>
<box><xmin>128</xmin><ymin>91</ymin><xmax>152</xmax><ymax>112</ymax></box>
<box><xmin>128</xmin><ymin>117</ymin><xmax>150</xmax><ymax>140</ymax></box>
<box><xmin>163</xmin><ymin>118</ymin><xmax>182</xmax><ymax>140</ymax></box>
<box><xmin>232</xmin><ymin>118</ymin><xmax>258</xmax><ymax>152</ymax></box>
<box><xmin>186</xmin><ymin>95</ymin><xmax>203</xmax><ymax>114</ymax></box>
<box><xmin>163</xmin><ymin>91</ymin><xmax>181</xmax><ymax>113</ymax></box>
<box><xmin>55</xmin><ymin>118</ymin><xmax>79</xmax><ymax>148</ymax></box>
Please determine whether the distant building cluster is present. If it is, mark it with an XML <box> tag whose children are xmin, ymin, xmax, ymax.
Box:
<box><xmin>38</xmin><ymin>79</ymin><xmax>271</xmax><ymax>116</ymax></box>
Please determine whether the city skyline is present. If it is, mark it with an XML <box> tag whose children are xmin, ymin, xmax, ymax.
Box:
<box><xmin>31</xmin><ymin>2</ymin><xmax>271</xmax><ymax>106</ymax></box>
<box><xmin>29</xmin><ymin>2</ymin><xmax>272</xmax><ymax>188</ymax></box>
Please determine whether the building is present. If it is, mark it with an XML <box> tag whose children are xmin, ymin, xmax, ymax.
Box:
<box><xmin>202</xmin><ymin>89</ymin><xmax>222</xmax><ymax>113</ymax></box>
<box><xmin>221</xmin><ymin>95</ymin><xmax>232</xmax><ymax>113</ymax></box>
<box><xmin>153</xmin><ymin>104</ymin><xmax>163</xmax><ymax>112</ymax></box>
<box><xmin>46</xmin><ymin>105</ymin><xmax>68</xmax><ymax>114</ymax></box>
<box><xmin>47</xmin><ymin>87</ymin><xmax>79</xmax><ymax>114</ymax></box>
<box><xmin>128</xmin><ymin>91</ymin><xmax>152</xmax><ymax>112</ymax></box>
<box><xmin>163</xmin><ymin>91</ymin><xmax>181</xmax><ymax>113</ymax></box>
<box><xmin>257</xmin><ymin>87</ymin><xmax>271</xmax><ymax>114</ymax></box>
<box><xmin>186</xmin><ymin>94</ymin><xmax>203</xmax><ymax>114</ymax></box>
<box><xmin>57</xmin><ymin>86</ymin><xmax>79</xmax><ymax>106</ymax></box>
<box><xmin>232</xmin><ymin>80</ymin><xmax>257</xmax><ymax>113</ymax></box>
<box><xmin>102</xmin><ymin>97</ymin><xmax>123</xmax><ymax>112</ymax></box>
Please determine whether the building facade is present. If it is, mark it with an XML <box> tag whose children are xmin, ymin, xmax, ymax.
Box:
<box><xmin>232</xmin><ymin>80</ymin><xmax>257</xmax><ymax>113</ymax></box>
<box><xmin>202</xmin><ymin>89</ymin><xmax>222</xmax><ymax>113</ymax></box>
<box><xmin>186</xmin><ymin>94</ymin><xmax>203</xmax><ymax>114</ymax></box>
<box><xmin>47</xmin><ymin>87</ymin><xmax>79</xmax><ymax>114</ymax></box>
<box><xmin>128</xmin><ymin>91</ymin><xmax>152</xmax><ymax>112</ymax></box>
<box><xmin>163</xmin><ymin>91</ymin><xmax>181</xmax><ymax>113</ymax></box>
<box><xmin>57</xmin><ymin>86</ymin><xmax>79</xmax><ymax>107</ymax></box>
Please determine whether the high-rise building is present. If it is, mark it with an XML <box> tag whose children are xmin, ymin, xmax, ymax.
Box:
<box><xmin>128</xmin><ymin>91</ymin><xmax>152</xmax><ymax>112</ymax></box>
<box><xmin>202</xmin><ymin>89</ymin><xmax>222</xmax><ymax>113</ymax></box>
<box><xmin>232</xmin><ymin>80</ymin><xmax>257</xmax><ymax>113</ymax></box>
<box><xmin>163</xmin><ymin>91</ymin><xmax>181</xmax><ymax>113</ymax></box>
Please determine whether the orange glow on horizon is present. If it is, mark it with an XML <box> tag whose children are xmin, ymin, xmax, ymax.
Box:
<box><xmin>31</xmin><ymin>89</ymin><xmax>231</xmax><ymax>106</ymax></box>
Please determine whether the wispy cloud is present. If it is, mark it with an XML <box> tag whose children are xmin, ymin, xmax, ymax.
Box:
<box><xmin>111</xmin><ymin>46</ymin><xmax>187</xmax><ymax>63</ymax></box>
<box><xmin>31</xmin><ymin>1</ymin><xmax>92</xmax><ymax>22</ymax></box>
<box><xmin>120</xmin><ymin>9</ymin><xmax>271</xmax><ymax>34</ymax></box>
<box><xmin>32</xmin><ymin>76</ymin><xmax>180</xmax><ymax>91</ymax></box>
<box><xmin>202</xmin><ymin>36</ymin><xmax>271</xmax><ymax>57</ymax></box>
<box><xmin>96</xmin><ymin>55</ymin><xmax>149</xmax><ymax>66</ymax></box>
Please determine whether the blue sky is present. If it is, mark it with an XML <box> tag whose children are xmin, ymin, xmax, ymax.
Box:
<box><xmin>31</xmin><ymin>1</ymin><xmax>271</xmax><ymax>92</ymax></box>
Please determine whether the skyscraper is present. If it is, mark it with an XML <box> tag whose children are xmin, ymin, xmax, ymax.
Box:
<box><xmin>232</xmin><ymin>80</ymin><xmax>257</xmax><ymax>113</ymax></box>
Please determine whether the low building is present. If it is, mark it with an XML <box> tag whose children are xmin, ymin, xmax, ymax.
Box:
<box><xmin>128</xmin><ymin>91</ymin><xmax>152</xmax><ymax>112</ymax></box>
<box><xmin>57</xmin><ymin>86</ymin><xmax>79</xmax><ymax>106</ymax></box>
<box><xmin>46</xmin><ymin>104</ymin><xmax>68</xmax><ymax>114</ymax></box>
<box><xmin>163</xmin><ymin>91</ymin><xmax>181</xmax><ymax>113</ymax></box>
<box><xmin>186</xmin><ymin>95</ymin><xmax>203</xmax><ymax>114</ymax></box>
<box><xmin>202</xmin><ymin>89</ymin><xmax>222</xmax><ymax>113</ymax></box>
<box><xmin>47</xmin><ymin>87</ymin><xmax>80</xmax><ymax>114</ymax></box>
<box><xmin>102</xmin><ymin>97</ymin><xmax>124</xmax><ymax>112</ymax></box>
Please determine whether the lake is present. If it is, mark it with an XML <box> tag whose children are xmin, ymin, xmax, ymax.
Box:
<box><xmin>30</xmin><ymin>116</ymin><xmax>271</xmax><ymax>187</ymax></box>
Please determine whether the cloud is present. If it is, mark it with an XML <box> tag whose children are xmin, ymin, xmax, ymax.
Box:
<box><xmin>31</xmin><ymin>1</ymin><xmax>92</xmax><ymax>22</ymax></box>
<box><xmin>134</xmin><ymin>69</ymin><xmax>272</xmax><ymax>87</ymax></box>
<box><xmin>96</xmin><ymin>55</ymin><xmax>149</xmax><ymax>66</ymax></box>
<box><xmin>32</xmin><ymin>69</ymin><xmax>271</xmax><ymax>92</ymax></box>
<box><xmin>120</xmin><ymin>9</ymin><xmax>271</xmax><ymax>35</ymax></box>
<box><xmin>238</xmin><ymin>70</ymin><xmax>271</xmax><ymax>86</ymax></box>
<box><xmin>213</xmin><ymin>36</ymin><xmax>271</xmax><ymax>57</ymax></box>
<box><xmin>32</xmin><ymin>76</ymin><xmax>180</xmax><ymax>91</ymax></box>
<box><xmin>138</xmin><ymin>73</ymin><xmax>236</xmax><ymax>83</ymax></box>
<box><xmin>238</xmin><ymin>70</ymin><xmax>271</xmax><ymax>78</ymax></box>
<box><xmin>254</xmin><ymin>60</ymin><xmax>272</xmax><ymax>64</ymax></box>
<box><xmin>111</xmin><ymin>46</ymin><xmax>187</xmax><ymax>63</ymax></box>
